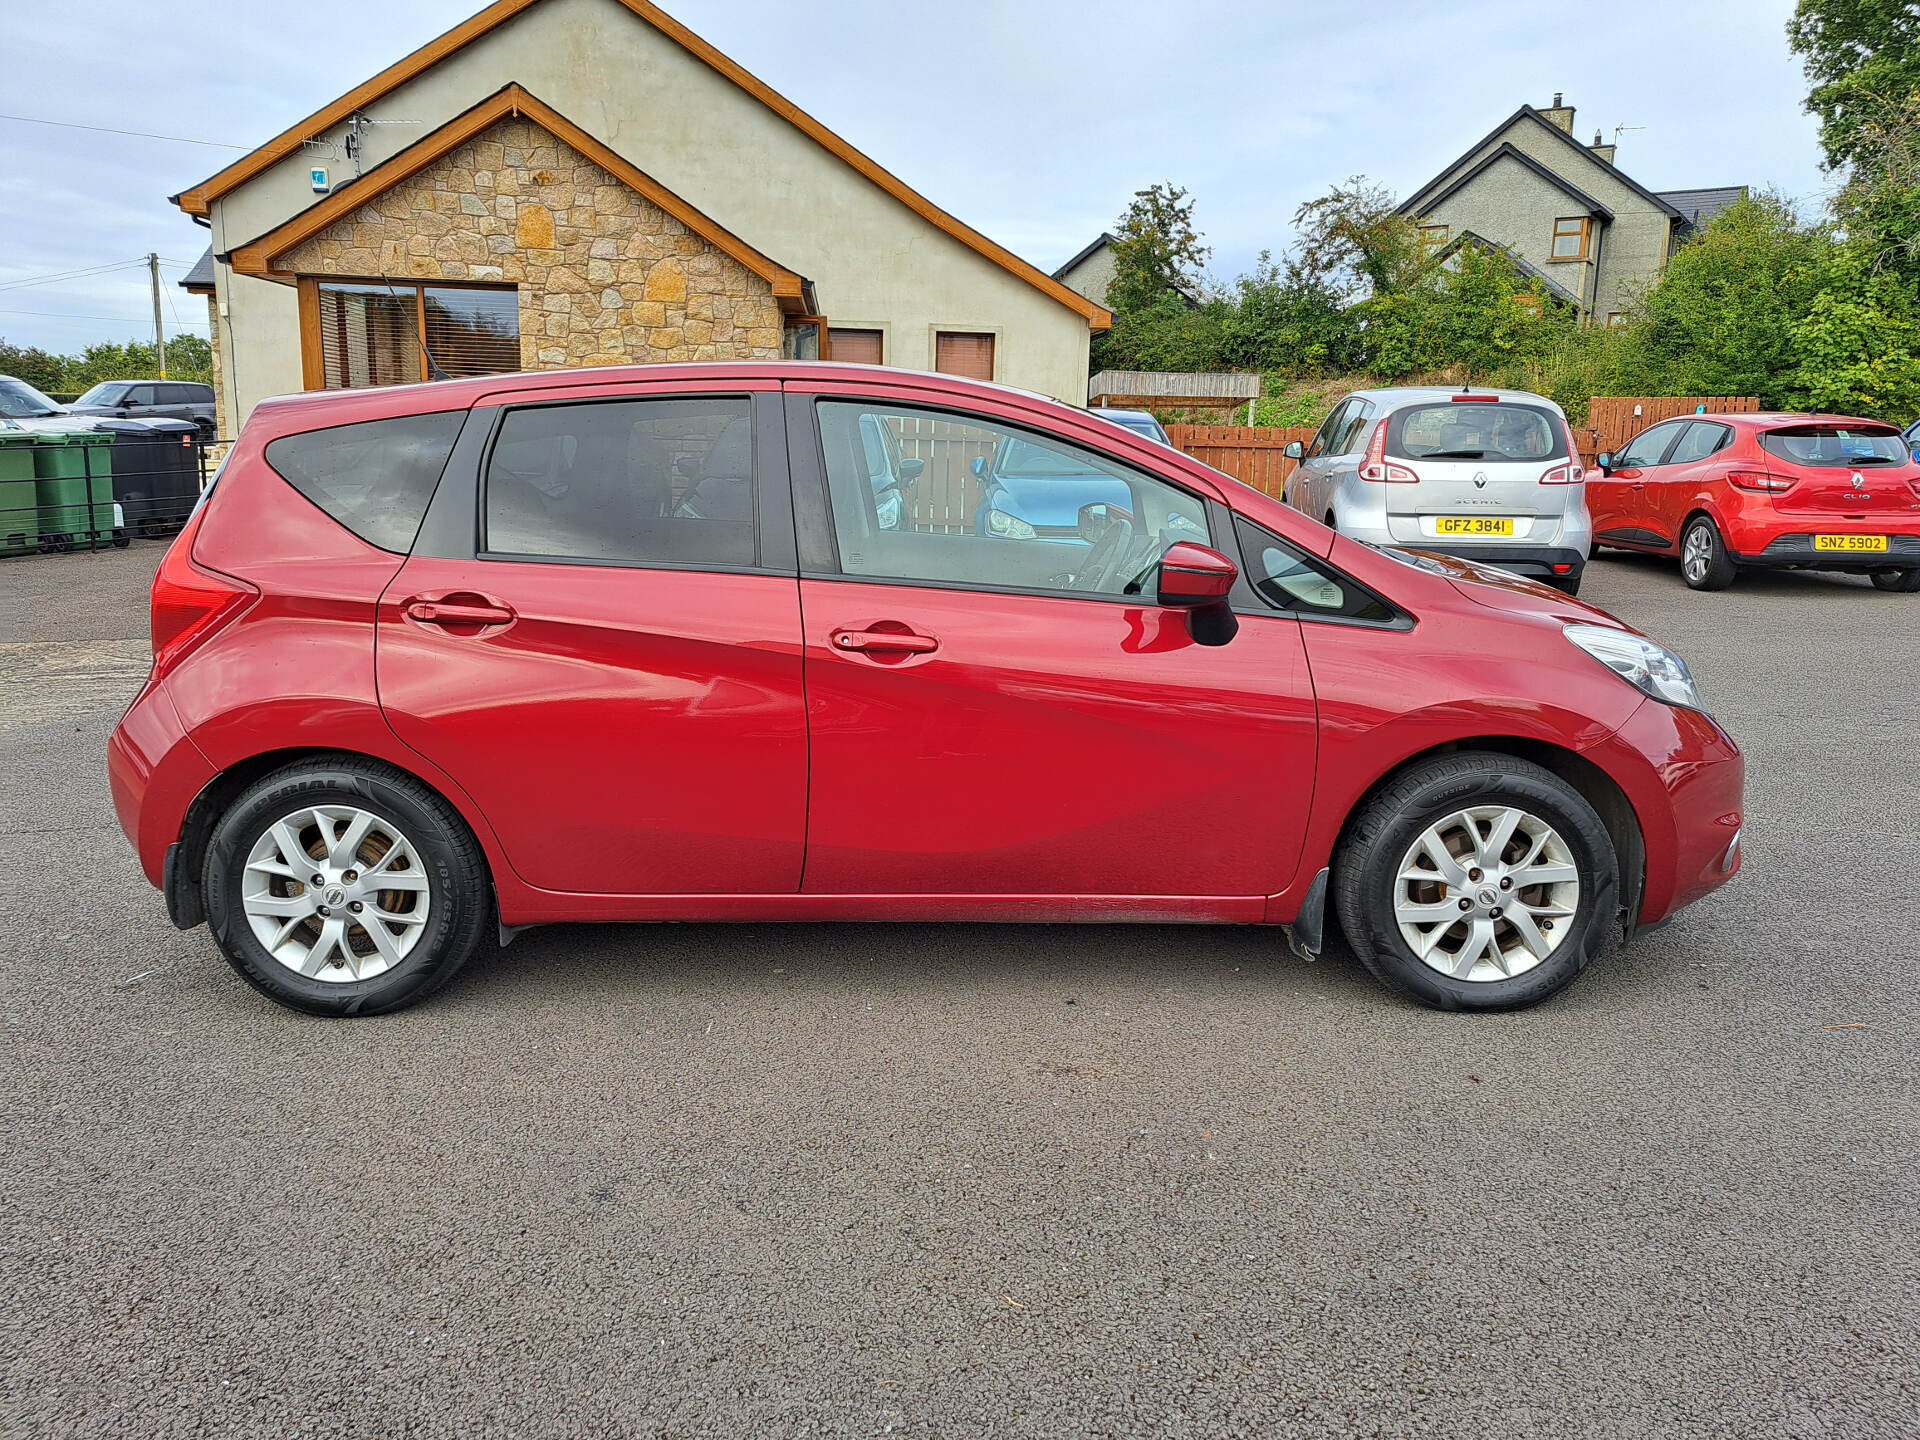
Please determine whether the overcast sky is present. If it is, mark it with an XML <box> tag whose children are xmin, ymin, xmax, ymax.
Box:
<box><xmin>0</xmin><ymin>0</ymin><xmax>1825</xmax><ymax>358</ymax></box>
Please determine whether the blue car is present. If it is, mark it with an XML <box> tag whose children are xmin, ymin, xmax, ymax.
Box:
<box><xmin>1904</xmin><ymin>418</ymin><xmax>1920</xmax><ymax>458</ymax></box>
<box><xmin>971</xmin><ymin>435</ymin><xmax>1133</xmax><ymax>540</ymax></box>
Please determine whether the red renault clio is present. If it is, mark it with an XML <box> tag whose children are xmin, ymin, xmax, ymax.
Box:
<box><xmin>1588</xmin><ymin>411</ymin><xmax>1920</xmax><ymax>590</ymax></box>
<box><xmin>109</xmin><ymin>363</ymin><xmax>1743</xmax><ymax>1016</ymax></box>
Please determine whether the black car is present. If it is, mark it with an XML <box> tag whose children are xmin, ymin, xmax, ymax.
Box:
<box><xmin>66</xmin><ymin>380</ymin><xmax>217</xmax><ymax>439</ymax></box>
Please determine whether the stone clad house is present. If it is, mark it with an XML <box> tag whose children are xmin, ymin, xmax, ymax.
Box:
<box><xmin>174</xmin><ymin>0</ymin><xmax>1110</xmax><ymax>434</ymax></box>
<box><xmin>1397</xmin><ymin>95</ymin><xmax>1746</xmax><ymax>324</ymax></box>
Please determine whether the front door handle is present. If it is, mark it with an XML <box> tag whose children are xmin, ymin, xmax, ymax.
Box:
<box><xmin>404</xmin><ymin>598</ymin><xmax>516</xmax><ymax>627</ymax></box>
<box><xmin>830</xmin><ymin>626</ymin><xmax>938</xmax><ymax>654</ymax></box>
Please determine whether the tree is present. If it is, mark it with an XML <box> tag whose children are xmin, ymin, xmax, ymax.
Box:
<box><xmin>57</xmin><ymin>336</ymin><xmax>214</xmax><ymax>390</ymax></box>
<box><xmin>1789</xmin><ymin>241</ymin><xmax>1920</xmax><ymax>416</ymax></box>
<box><xmin>1787</xmin><ymin>0</ymin><xmax>1920</xmax><ymax>172</ymax></box>
<box><xmin>1105</xmin><ymin>183</ymin><xmax>1211</xmax><ymax>317</ymax></box>
<box><xmin>0</xmin><ymin>338</ymin><xmax>65</xmax><ymax>392</ymax></box>
<box><xmin>1293</xmin><ymin>177</ymin><xmax>1426</xmax><ymax>301</ymax></box>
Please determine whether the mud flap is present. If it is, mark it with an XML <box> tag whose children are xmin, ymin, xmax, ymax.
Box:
<box><xmin>1282</xmin><ymin>867</ymin><xmax>1329</xmax><ymax>962</ymax></box>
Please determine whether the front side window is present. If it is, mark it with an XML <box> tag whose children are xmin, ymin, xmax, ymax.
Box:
<box><xmin>1668</xmin><ymin>422</ymin><xmax>1733</xmax><ymax>465</ymax></box>
<box><xmin>1616</xmin><ymin>421</ymin><xmax>1686</xmax><ymax>468</ymax></box>
<box><xmin>816</xmin><ymin>401</ymin><xmax>1208</xmax><ymax>600</ymax></box>
<box><xmin>1307</xmin><ymin>399</ymin><xmax>1354</xmax><ymax>459</ymax></box>
<box><xmin>126</xmin><ymin>386</ymin><xmax>157</xmax><ymax>406</ymax></box>
<box><xmin>1757</xmin><ymin>424</ymin><xmax>1910</xmax><ymax>467</ymax></box>
<box><xmin>1551</xmin><ymin>216</ymin><xmax>1589</xmax><ymax>260</ymax></box>
<box><xmin>1332</xmin><ymin>401</ymin><xmax>1374</xmax><ymax>456</ymax></box>
<box><xmin>1235</xmin><ymin>518</ymin><xmax>1396</xmax><ymax>623</ymax></box>
<box><xmin>265</xmin><ymin>411</ymin><xmax>465</xmax><ymax>553</ymax></box>
<box><xmin>485</xmin><ymin>397</ymin><xmax>757</xmax><ymax>567</ymax></box>
<box><xmin>1389</xmin><ymin>402</ymin><xmax>1566</xmax><ymax>463</ymax></box>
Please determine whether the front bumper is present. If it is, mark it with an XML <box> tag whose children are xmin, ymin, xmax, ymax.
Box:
<box><xmin>1734</xmin><ymin>532</ymin><xmax>1920</xmax><ymax>571</ymax></box>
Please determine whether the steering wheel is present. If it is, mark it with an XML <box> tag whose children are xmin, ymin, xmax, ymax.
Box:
<box><xmin>1069</xmin><ymin>516</ymin><xmax>1135</xmax><ymax>593</ymax></box>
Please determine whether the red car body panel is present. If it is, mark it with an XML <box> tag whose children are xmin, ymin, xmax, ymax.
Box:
<box><xmin>106</xmin><ymin>362</ymin><xmax>1744</xmax><ymax>941</ymax></box>
<box><xmin>1589</xmin><ymin>412</ymin><xmax>1920</xmax><ymax>563</ymax></box>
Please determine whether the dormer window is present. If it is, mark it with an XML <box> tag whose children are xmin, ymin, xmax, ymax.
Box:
<box><xmin>1550</xmin><ymin>216</ymin><xmax>1591</xmax><ymax>260</ymax></box>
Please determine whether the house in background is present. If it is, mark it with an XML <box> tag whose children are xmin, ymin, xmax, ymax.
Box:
<box><xmin>173</xmin><ymin>0</ymin><xmax>1110</xmax><ymax>432</ymax></box>
<box><xmin>1054</xmin><ymin>233</ymin><xmax>1119</xmax><ymax>307</ymax></box>
<box><xmin>1398</xmin><ymin>95</ymin><xmax>1746</xmax><ymax>324</ymax></box>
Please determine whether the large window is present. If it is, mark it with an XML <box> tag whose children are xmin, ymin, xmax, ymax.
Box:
<box><xmin>484</xmin><ymin>396</ymin><xmax>757</xmax><ymax>568</ymax></box>
<box><xmin>311</xmin><ymin>281</ymin><xmax>519</xmax><ymax>390</ymax></box>
<box><xmin>1550</xmin><ymin>216</ymin><xmax>1590</xmax><ymax>260</ymax></box>
<box><xmin>816</xmin><ymin>401</ymin><xmax>1207</xmax><ymax>599</ymax></box>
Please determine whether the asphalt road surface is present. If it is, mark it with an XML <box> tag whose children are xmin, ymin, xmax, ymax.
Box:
<box><xmin>3</xmin><ymin>539</ymin><xmax>1914</xmax><ymax>1439</ymax></box>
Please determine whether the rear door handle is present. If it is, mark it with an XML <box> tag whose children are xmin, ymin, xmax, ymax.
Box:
<box><xmin>830</xmin><ymin>627</ymin><xmax>938</xmax><ymax>654</ymax></box>
<box><xmin>404</xmin><ymin>598</ymin><xmax>516</xmax><ymax>627</ymax></box>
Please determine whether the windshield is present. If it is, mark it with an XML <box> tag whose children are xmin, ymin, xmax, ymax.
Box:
<box><xmin>0</xmin><ymin>377</ymin><xmax>64</xmax><ymax>418</ymax></box>
<box><xmin>996</xmin><ymin>436</ymin><xmax>1108</xmax><ymax>477</ymax></box>
<box><xmin>1388</xmin><ymin>402</ymin><xmax>1566</xmax><ymax>463</ymax></box>
<box><xmin>74</xmin><ymin>383</ymin><xmax>127</xmax><ymax>406</ymax></box>
<box><xmin>1758</xmin><ymin>425</ymin><xmax>1909</xmax><ymax>467</ymax></box>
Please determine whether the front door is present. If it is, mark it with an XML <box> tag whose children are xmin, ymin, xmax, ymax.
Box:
<box><xmin>377</xmin><ymin>384</ymin><xmax>806</xmax><ymax>895</ymax></box>
<box><xmin>787</xmin><ymin>387</ymin><xmax>1318</xmax><ymax>901</ymax></box>
<box><xmin>1591</xmin><ymin>419</ymin><xmax>1687</xmax><ymax>544</ymax></box>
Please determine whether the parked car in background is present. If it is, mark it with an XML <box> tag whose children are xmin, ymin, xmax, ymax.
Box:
<box><xmin>1089</xmin><ymin>407</ymin><xmax>1172</xmax><ymax>446</ymax></box>
<box><xmin>67</xmin><ymin>380</ymin><xmax>217</xmax><ymax>440</ymax></box>
<box><xmin>0</xmin><ymin>374</ymin><xmax>70</xmax><ymax>423</ymax></box>
<box><xmin>1588</xmin><ymin>413</ymin><xmax>1920</xmax><ymax>592</ymax></box>
<box><xmin>1282</xmin><ymin>387</ymin><xmax>1591</xmax><ymax>594</ymax></box>
<box><xmin>109</xmin><ymin>362</ymin><xmax>1742</xmax><ymax>1019</ymax></box>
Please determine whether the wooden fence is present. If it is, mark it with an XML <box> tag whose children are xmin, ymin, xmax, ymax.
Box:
<box><xmin>1164</xmin><ymin>424</ymin><xmax>1319</xmax><ymax>498</ymax></box>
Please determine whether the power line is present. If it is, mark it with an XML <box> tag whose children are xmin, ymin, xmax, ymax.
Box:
<box><xmin>0</xmin><ymin>307</ymin><xmax>210</xmax><ymax>325</ymax></box>
<box><xmin>0</xmin><ymin>112</ymin><xmax>248</xmax><ymax>149</ymax></box>
<box><xmin>0</xmin><ymin>258</ymin><xmax>152</xmax><ymax>293</ymax></box>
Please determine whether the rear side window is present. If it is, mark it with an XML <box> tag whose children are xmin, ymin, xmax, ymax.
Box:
<box><xmin>1234</xmin><ymin>518</ymin><xmax>1397</xmax><ymax>624</ymax></box>
<box><xmin>1668</xmin><ymin>422</ymin><xmax>1733</xmax><ymax>464</ymax></box>
<box><xmin>1388</xmin><ymin>402</ymin><xmax>1566</xmax><ymax>463</ymax></box>
<box><xmin>265</xmin><ymin>411</ymin><xmax>464</xmax><ymax>553</ymax></box>
<box><xmin>483</xmin><ymin>397</ymin><xmax>756</xmax><ymax>568</ymax></box>
<box><xmin>1758</xmin><ymin>425</ymin><xmax>1909</xmax><ymax>467</ymax></box>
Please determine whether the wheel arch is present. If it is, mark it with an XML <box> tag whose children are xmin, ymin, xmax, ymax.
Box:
<box><xmin>168</xmin><ymin>746</ymin><xmax>501</xmax><ymax>933</ymax></box>
<box><xmin>1328</xmin><ymin>734</ymin><xmax>1646</xmax><ymax>933</ymax></box>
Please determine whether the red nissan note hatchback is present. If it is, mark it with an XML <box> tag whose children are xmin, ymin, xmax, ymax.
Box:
<box><xmin>108</xmin><ymin>363</ymin><xmax>1744</xmax><ymax>1016</ymax></box>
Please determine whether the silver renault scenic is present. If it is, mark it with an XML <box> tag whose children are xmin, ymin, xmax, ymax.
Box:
<box><xmin>1281</xmin><ymin>386</ymin><xmax>1592</xmax><ymax>593</ymax></box>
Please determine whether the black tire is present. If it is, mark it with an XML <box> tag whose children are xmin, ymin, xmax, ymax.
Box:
<box><xmin>1333</xmin><ymin>753</ymin><xmax>1617</xmax><ymax>1012</ymax></box>
<box><xmin>1549</xmin><ymin>573</ymin><xmax>1583</xmax><ymax>596</ymax></box>
<box><xmin>1869</xmin><ymin>567</ymin><xmax>1920</xmax><ymax>592</ymax></box>
<box><xmin>1680</xmin><ymin>515</ymin><xmax>1737</xmax><ymax>590</ymax></box>
<box><xmin>203</xmin><ymin>756</ymin><xmax>493</xmax><ymax>1016</ymax></box>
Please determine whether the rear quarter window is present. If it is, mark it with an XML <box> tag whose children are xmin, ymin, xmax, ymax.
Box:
<box><xmin>264</xmin><ymin>411</ymin><xmax>465</xmax><ymax>553</ymax></box>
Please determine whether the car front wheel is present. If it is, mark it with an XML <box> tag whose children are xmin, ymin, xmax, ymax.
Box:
<box><xmin>1333</xmin><ymin>753</ymin><xmax>1617</xmax><ymax>1012</ymax></box>
<box><xmin>203</xmin><ymin>757</ymin><xmax>493</xmax><ymax>1016</ymax></box>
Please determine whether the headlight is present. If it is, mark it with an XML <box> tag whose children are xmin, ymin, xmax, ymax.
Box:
<box><xmin>875</xmin><ymin>490</ymin><xmax>901</xmax><ymax>530</ymax></box>
<box><xmin>985</xmin><ymin>508</ymin><xmax>1036</xmax><ymax>540</ymax></box>
<box><xmin>1563</xmin><ymin>623</ymin><xmax>1703</xmax><ymax>709</ymax></box>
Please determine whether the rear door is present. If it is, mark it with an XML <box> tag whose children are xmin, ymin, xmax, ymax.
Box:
<box><xmin>1653</xmin><ymin>420</ymin><xmax>1736</xmax><ymax>539</ymax></box>
<box><xmin>785</xmin><ymin>382</ymin><xmax>1318</xmax><ymax>905</ymax></box>
<box><xmin>377</xmin><ymin>381</ymin><xmax>807</xmax><ymax>896</ymax></box>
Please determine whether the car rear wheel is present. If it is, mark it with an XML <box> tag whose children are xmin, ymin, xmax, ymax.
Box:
<box><xmin>203</xmin><ymin>758</ymin><xmax>493</xmax><ymax>1016</ymax></box>
<box><xmin>1333</xmin><ymin>753</ymin><xmax>1617</xmax><ymax>1012</ymax></box>
<box><xmin>1680</xmin><ymin>517</ymin><xmax>1736</xmax><ymax>590</ymax></box>
<box><xmin>1869</xmin><ymin>567</ymin><xmax>1920</xmax><ymax>592</ymax></box>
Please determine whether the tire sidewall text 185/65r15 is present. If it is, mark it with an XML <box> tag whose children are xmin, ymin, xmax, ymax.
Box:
<box><xmin>1334</xmin><ymin>753</ymin><xmax>1618</xmax><ymax>1012</ymax></box>
<box><xmin>203</xmin><ymin>757</ymin><xmax>492</xmax><ymax>1017</ymax></box>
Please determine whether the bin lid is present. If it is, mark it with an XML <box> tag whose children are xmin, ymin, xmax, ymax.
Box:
<box><xmin>14</xmin><ymin>425</ymin><xmax>112</xmax><ymax>446</ymax></box>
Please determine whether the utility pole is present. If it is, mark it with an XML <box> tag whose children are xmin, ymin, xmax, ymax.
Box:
<box><xmin>148</xmin><ymin>252</ymin><xmax>167</xmax><ymax>378</ymax></box>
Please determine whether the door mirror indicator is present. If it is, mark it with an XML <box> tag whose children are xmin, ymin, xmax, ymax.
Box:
<box><xmin>1156</xmin><ymin>541</ymin><xmax>1238</xmax><ymax>608</ymax></box>
<box><xmin>970</xmin><ymin>455</ymin><xmax>987</xmax><ymax>477</ymax></box>
<box><xmin>1282</xmin><ymin>440</ymin><xmax>1305</xmax><ymax>460</ymax></box>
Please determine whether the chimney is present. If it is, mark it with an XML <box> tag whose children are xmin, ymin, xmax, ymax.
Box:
<box><xmin>1590</xmin><ymin>129</ymin><xmax>1617</xmax><ymax>165</ymax></box>
<box><xmin>1541</xmin><ymin>93</ymin><xmax>1576</xmax><ymax>133</ymax></box>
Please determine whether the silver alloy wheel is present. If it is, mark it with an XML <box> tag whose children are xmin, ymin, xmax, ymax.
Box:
<box><xmin>1683</xmin><ymin>525</ymin><xmax>1713</xmax><ymax>584</ymax></box>
<box><xmin>1393</xmin><ymin>805</ymin><xmax>1580</xmax><ymax>982</ymax></box>
<box><xmin>240</xmin><ymin>805</ymin><xmax>432</xmax><ymax>982</ymax></box>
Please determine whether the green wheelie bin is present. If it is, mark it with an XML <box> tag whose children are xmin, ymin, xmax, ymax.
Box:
<box><xmin>0</xmin><ymin>431</ymin><xmax>40</xmax><ymax>556</ymax></box>
<box><xmin>32</xmin><ymin>427</ymin><xmax>122</xmax><ymax>552</ymax></box>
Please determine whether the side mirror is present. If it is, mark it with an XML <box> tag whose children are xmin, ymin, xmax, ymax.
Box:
<box><xmin>897</xmin><ymin>457</ymin><xmax>925</xmax><ymax>483</ymax></box>
<box><xmin>970</xmin><ymin>456</ymin><xmax>987</xmax><ymax>478</ymax></box>
<box><xmin>1595</xmin><ymin>451</ymin><xmax>1613</xmax><ymax>472</ymax></box>
<box><xmin>1077</xmin><ymin>500</ymin><xmax>1131</xmax><ymax>544</ymax></box>
<box><xmin>1155</xmin><ymin>540</ymin><xmax>1238</xmax><ymax>608</ymax></box>
<box><xmin>1282</xmin><ymin>440</ymin><xmax>1304</xmax><ymax>460</ymax></box>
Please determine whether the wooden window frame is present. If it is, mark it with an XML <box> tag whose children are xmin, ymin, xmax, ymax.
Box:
<box><xmin>1550</xmin><ymin>216</ymin><xmax>1591</xmax><ymax>262</ymax></box>
<box><xmin>930</xmin><ymin>327</ymin><xmax>998</xmax><ymax>382</ymax></box>
<box><xmin>827</xmin><ymin>326</ymin><xmax>887</xmax><ymax>367</ymax></box>
<box><xmin>1605</xmin><ymin>311</ymin><xmax>1629</xmax><ymax>328</ymax></box>
<box><xmin>298</xmin><ymin>275</ymin><xmax>518</xmax><ymax>391</ymax></box>
<box><xmin>1418</xmin><ymin>224</ymin><xmax>1449</xmax><ymax>253</ymax></box>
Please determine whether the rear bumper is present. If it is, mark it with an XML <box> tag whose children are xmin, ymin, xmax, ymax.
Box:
<box><xmin>107</xmin><ymin>681</ymin><xmax>214</xmax><ymax>890</ymax></box>
<box><xmin>1398</xmin><ymin>543</ymin><xmax>1587</xmax><ymax>582</ymax></box>
<box><xmin>1733</xmin><ymin>532</ymin><xmax>1920</xmax><ymax>571</ymax></box>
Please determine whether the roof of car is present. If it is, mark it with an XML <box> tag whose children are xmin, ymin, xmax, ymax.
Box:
<box><xmin>1088</xmin><ymin>407</ymin><xmax>1162</xmax><ymax>424</ymax></box>
<box><xmin>1697</xmin><ymin>412</ymin><xmax>1900</xmax><ymax>427</ymax></box>
<box><xmin>1339</xmin><ymin>385</ymin><xmax>1563</xmax><ymax>412</ymax></box>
